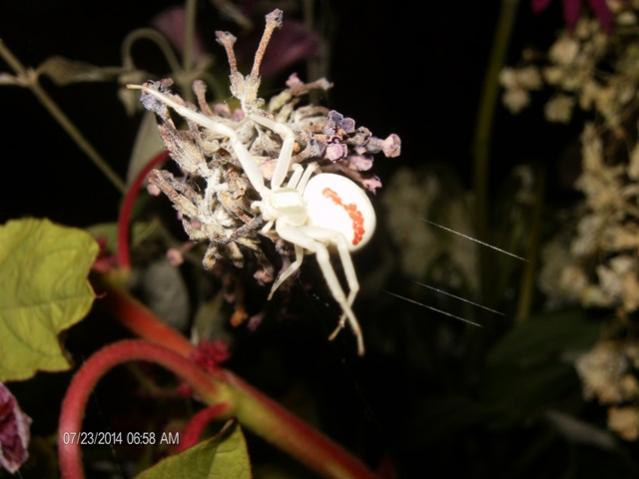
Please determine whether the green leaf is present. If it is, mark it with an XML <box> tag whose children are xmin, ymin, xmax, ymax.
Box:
<box><xmin>86</xmin><ymin>221</ymin><xmax>158</xmax><ymax>254</ymax></box>
<box><xmin>487</xmin><ymin>310</ymin><xmax>600</xmax><ymax>368</ymax></box>
<box><xmin>479</xmin><ymin>310</ymin><xmax>601</xmax><ymax>425</ymax></box>
<box><xmin>544</xmin><ymin>410</ymin><xmax>616</xmax><ymax>450</ymax></box>
<box><xmin>0</xmin><ymin>218</ymin><xmax>98</xmax><ymax>381</ymax></box>
<box><xmin>136</xmin><ymin>424</ymin><xmax>251</xmax><ymax>479</ymax></box>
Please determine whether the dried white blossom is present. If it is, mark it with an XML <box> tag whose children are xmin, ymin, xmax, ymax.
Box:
<box><xmin>550</xmin><ymin>35</ymin><xmax>580</xmax><ymax>65</ymax></box>
<box><xmin>575</xmin><ymin>342</ymin><xmax>637</xmax><ymax>404</ymax></box>
<box><xmin>544</xmin><ymin>95</ymin><xmax>575</xmax><ymax>123</ymax></box>
<box><xmin>503</xmin><ymin>88</ymin><xmax>530</xmax><ymax>113</ymax></box>
<box><xmin>608</xmin><ymin>407</ymin><xmax>639</xmax><ymax>441</ymax></box>
<box><xmin>515</xmin><ymin>65</ymin><xmax>543</xmax><ymax>90</ymax></box>
<box><xmin>507</xmin><ymin>3</ymin><xmax>639</xmax><ymax>440</ymax></box>
<box><xmin>499</xmin><ymin>66</ymin><xmax>542</xmax><ymax>113</ymax></box>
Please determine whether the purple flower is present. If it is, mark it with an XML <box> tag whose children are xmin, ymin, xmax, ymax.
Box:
<box><xmin>367</xmin><ymin>134</ymin><xmax>402</xmax><ymax>158</ymax></box>
<box><xmin>532</xmin><ymin>0</ymin><xmax>614</xmax><ymax>33</ymax></box>
<box><xmin>0</xmin><ymin>383</ymin><xmax>31</xmax><ymax>474</ymax></box>
<box><xmin>325</xmin><ymin>110</ymin><xmax>356</xmax><ymax>136</ymax></box>
<box><xmin>325</xmin><ymin>143</ymin><xmax>348</xmax><ymax>162</ymax></box>
<box><xmin>347</xmin><ymin>155</ymin><xmax>374</xmax><ymax>171</ymax></box>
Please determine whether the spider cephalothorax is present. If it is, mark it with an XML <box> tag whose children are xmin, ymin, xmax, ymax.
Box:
<box><xmin>130</xmin><ymin>9</ymin><xmax>400</xmax><ymax>355</ymax></box>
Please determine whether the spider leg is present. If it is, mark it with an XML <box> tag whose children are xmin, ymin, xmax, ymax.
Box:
<box><xmin>296</xmin><ymin>162</ymin><xmax>318</xmax><ymax>192</ymax></box>
<box><xmin>277</xmin><ymin>222</ymin><xmax>365</xmax><ymax>355</ymax></box>
<box><xmin>302</xmin><ymin>227</ymin><xmax>360</xmax><ymax>342</ymax></box>
<box><xmin>286</xmin><ymin>164</ymin><xmax>304</xmax><ymax>188</ymax></box>
<box><xmin>130</xmin><ymin>84</ymin><xmax>267</xmax><ymax>195</ymax></box>
<box><xmin>249</xmin><ymin>114</ymin><xmax>295</xmax><ymax>190</ymax></box>
<box><xmin>327</xmin><ymin>234</ymin><xmax>359</xmax><ymax>341</ymax></box>
<box><xmin>260</xmin><ymin>220</ymin><xmax>274</xmax><ymax>234</ymax></box>
<box><xmin>267</xmin><ymin>244</ymin><xmax>304</xmax><ymax>300</ymax></box>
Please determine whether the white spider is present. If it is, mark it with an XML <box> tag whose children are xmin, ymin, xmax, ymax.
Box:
<box><xmin>129</xmin><ymin>9</ymin><xmax>376</xmax><ymax>355</ymax></box>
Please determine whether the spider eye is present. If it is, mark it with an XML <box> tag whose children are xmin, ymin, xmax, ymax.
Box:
<box><xmin>303</xmin><ymin>173</ymin><xmax>376</xmax><ymax>251</ymax></box>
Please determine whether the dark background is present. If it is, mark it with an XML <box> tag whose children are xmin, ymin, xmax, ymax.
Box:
<box><xmin>0</xmin><ymin>1</ymin><xmax>609</xmax><ymax>478</ymax></box>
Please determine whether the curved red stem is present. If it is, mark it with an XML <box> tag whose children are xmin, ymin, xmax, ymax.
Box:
<box><xmin>96</xmin><ymin>276</ymin><xmax>379</xmax><ymax>479</ymax></box>
<box><xmin>177</xmin><ymin>403</ymin><xmax>231</xmax><ymax>452</ymax></box>
<box><xmin>58</xmin><ymin>339</ymin><xmax>224</xmax><ymax>479</ymax></box>
<box><xmin>96</xmin><ymin>272</ymin><xmax>194</xmax><ymax>357</ymax></box>
<box><xmin>116</xmin><ymin>150</ymin><xmax>169</xmax><ymax>269</ymax></box>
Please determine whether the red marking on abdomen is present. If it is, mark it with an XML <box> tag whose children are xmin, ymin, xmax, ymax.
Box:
<box><xmin>322</xmin><ymin>187</ymin><xmax>365</xmax><ymax>246</ymax></box>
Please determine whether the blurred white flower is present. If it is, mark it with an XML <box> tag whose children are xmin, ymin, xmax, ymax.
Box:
<box><xmin>545</xmin><ymin>94</ymin><xmax>575</xmax><ymax>123</ymax></box>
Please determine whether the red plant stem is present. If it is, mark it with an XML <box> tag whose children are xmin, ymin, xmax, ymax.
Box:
<box><xmin>223</xmin><ymin>371</ymin><xmax>379</xmax><ymax>479</ymax></box>
<box><xmin>97</xmin><ymin>274</ymin><xmax>379</xmax><ymax>479</ymax></box>
<box><xmin>177</xmin><ymin>403</ymin><xmax>231</xmax><ymax>452</ymax></box>
<box><xmin>116</xmin><ymin>150</ymin><xmax>169</xmax><ymax>269</ymax></box>
<box><xmin>58</xmin><ymin>340</ymin><xmax>231</xmax><ymax>479</ymax></box>
<box><xmin>95</xmin><ymin>272</ymin><xmax>194</xmax><ymax>358</ymax></box>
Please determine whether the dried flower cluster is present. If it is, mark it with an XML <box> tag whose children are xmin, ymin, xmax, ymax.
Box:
<box><xmin>539</xmin><ymin>124</ymin><xmax>639</xmax><ymax>311</ymax></box>
<box><xmin>141</xmin><ymin>12</ymin><xmax>400</xmax><ymax>289</ymax></box>
<box><xmin>576</xmin><ymin>340</ymin><xmax>639</xmax><ymax>439</ymax></box>
<box><xmin>504</xmin><ymin>2</ymin><xmax>639</xmax><ymax>440</ymax></box>
<box><xmin>500</xmin><ymin>1</ymin><xmax>639</xmax><ymax>125</ymax></box>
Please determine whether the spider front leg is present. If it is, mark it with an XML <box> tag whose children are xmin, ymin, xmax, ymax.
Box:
<box><xmin>296</xmin><ymin>162</ymin><xmax>318</xmax><ymax>192</ymax></box>
<box><xmin>286</xmin><ymin>162</ymin><xmax>317</xmax><ymax>191</ymax></box>
<box><xmin>129</xmin><ymin>84</ymin><xmax>267</xmax><ymax>196</ymax></box>
<box><xmin>286</xmin><ymin>164</ymin><xmax>304</xmax><ymax>188</ymax></box>
<box><xmin>276</xmin><ymin>222</ymin><xmax>365</xmax><ymax>355</ymax></box>
<box><xmin>249</xmin><ymin>113</ymin><xmax>295</xmax><ymax>189</ymax></box>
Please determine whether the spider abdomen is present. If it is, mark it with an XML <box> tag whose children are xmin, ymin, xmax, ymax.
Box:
<box><xmin>303</xmin><ymin>173</ymin><xmax>376</xmax><ymax>252</ymax></box>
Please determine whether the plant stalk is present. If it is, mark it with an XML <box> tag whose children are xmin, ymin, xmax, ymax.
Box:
<box><xmin>58</xmin><ymin>340</ymin><xmax>229</xmax><ymax>479</ymax></box>
<box><xmin>116</xmin><ymin>150</ymin><xmax>168</xmax><ymax>270</ymax></box>
<box><xmin>177</xmin><ymin>403</ymin><xmax>232</xmax><ymax>452</ymax></box>
<box><xmin>95</xmin><ymin>273</ymin><xmax>379</xmax><ymax>479</ymax></box>
<box><xmin>0</xmin><ymin>40</ymin><xmax>126</xmax><ymax>193</ymax></box>
<box><xmin>225</xmin><ymin>372</ymin><xmax>379</xmax><ymax>479</ymax></box>
<box><xmin>515</xmin><ymin>168</ymin><xmax>545</xmax><ymax>323</ymax></box>
<box><xmin>472</xmin><ymin>0</ymin><xmax>520</xmax><ymax>294</ymax></box>
<box><xmin>121</xmin><ymin>28</ymin><xmax>182</xmax><ymax>74</ymax></box>
<box><xmin>183</xmin><ymin>0</ymin><xmax>198</xmax><ymax>73</ymax></box>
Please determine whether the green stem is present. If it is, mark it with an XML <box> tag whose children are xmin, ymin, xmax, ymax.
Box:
<box><xmin>183</xmin><ymin>0</ymin><xmax>197</xmax><ymax>72</ymax></box>
<box><xmin>303</xmin><ymin>0</ymin><xmax>317</xmax><ymax>77</ymax></box>
<box><xmin>121</xmin><ymin>28</ymin><xmax>182</xmax><ymax>74</ymax></box>
<box><xmin>515</xmin><ymin>168</ymin><xmax>545</xmax><ymax>323</ymax></box>
<box><xmin>472</xmin><ymin>0</ymin><xmax>520</xmax><ymax>243</ymax></box>
<box><xmin>0</xmin><ymin>39</ymin><xmax>126</xmax><ymax>193</ymax></box>
<box><xmin>181</xmin><ymin>0</ymin><xmax>198</xmax><ymax>102</ymax></box>
<box><xmin>223</xmin><ymin>372</ymin><xmax>379</xmax><ymax>479</ymax></box>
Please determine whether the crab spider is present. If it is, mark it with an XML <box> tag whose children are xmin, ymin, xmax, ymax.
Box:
<box><xmin>128</xmin><ymin>10</ymin><xmax>376</xmax><ymax>355</ymax></box>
